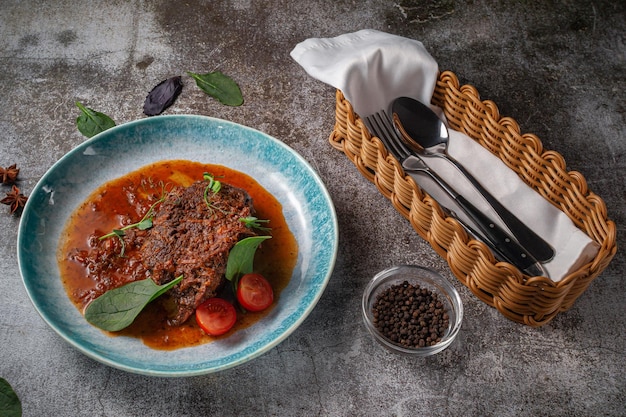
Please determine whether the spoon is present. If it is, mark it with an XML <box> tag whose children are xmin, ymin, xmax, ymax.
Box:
<box><xmin>391</xmin><ymin>96</ymin><xmax>555</xmax><ymax>263</ymax></box>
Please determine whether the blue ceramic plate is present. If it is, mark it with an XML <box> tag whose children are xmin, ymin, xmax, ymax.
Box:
<box><xmin>17</xmin><ymin>115</ymin><xmax>338</xmax><ymax>377</ymax></box>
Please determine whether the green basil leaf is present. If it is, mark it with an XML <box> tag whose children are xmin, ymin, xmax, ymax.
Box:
<box><xmin>75</xmin><ymin>101</ymin><xmax>116</xmax><ymax>138</ymax></box>
<box><xmin>84</xmin><ymin>275</ymin><xmax>183</xmax><ymax>332</ymax></box>
<box><xmin>225</xmin><ymin>236</ymin><xmax>271</xmax><ymax>282</ymax></box>
<box><xmin>187</xmin><ymin>71</ymin><xmax>244</xmax><ymax>106</ymax></box>
<box><xmin>0</xmin><ymin>378</ymin><xmax>21</xmax><ymax>417</ymax></box>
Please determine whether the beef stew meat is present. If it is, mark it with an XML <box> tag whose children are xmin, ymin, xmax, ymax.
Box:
<box><xmin>141</xmin><ymin>181</ymin><xmax>257</xmax><ymax>325</ymax></box>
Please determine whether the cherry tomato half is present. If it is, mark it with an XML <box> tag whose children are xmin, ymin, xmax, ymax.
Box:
<box><xmin>236</xmin><ymin>273</ymin><xmax>274</xmax><ymax>312</ymax></box>
<box><xmin>195</xmin><ymin>298</ymin><xmax>237</xmax><ymax>336</ymax></box>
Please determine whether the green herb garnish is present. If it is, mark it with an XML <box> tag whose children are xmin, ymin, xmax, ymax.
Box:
<box><xmin>84</xmin><ymin>275</ymin><xmax>183</xmax><ymax>332</ymax></box>
<box><xmin>203</xmin><ymin>172</ymin><xmax>222</xmax><ymax>197</ymax></box>
<box><xmin>203</xmin><ymin>172</ymin><xmax>230</xmax><ymax>214</ymax></box>
<box><xmin>240</xmin><ymin>216</ymin><xmax>271</xmax><ymax>231</ymax></box>
<box><xmin>0</xmin><ymin>378</ymin><xmax>21</xmax><ymax>417</ymax></box>
<box><xmin>187</xmin><ymin>71</ymin><xmax>244</xmax><ymax>106</ymax></box>
<box><xmin>75</xmin><ymin>101</ymin><xmax>116</xmax><ymax>138</ymax></box>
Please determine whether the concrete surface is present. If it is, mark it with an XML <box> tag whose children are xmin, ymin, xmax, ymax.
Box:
<box><xmin>1</xmin><ymin>0</ymin><xmax>624</xmax><ymax>416</ymax></box>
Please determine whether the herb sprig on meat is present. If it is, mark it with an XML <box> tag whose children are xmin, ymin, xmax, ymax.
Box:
<box><xmin>203</xmin><ymin>172</ymin><xmax>228</xmax><ymax>214</ymax></box>
<box><xmin>240</xmin><ymin>216</ymin><xmax>271</xmax><ymax>231</ymax></box>
<box><xmin>203</xmin><ymin>173</ymin><xmax>272</xmax><ymax>231</ymax></box>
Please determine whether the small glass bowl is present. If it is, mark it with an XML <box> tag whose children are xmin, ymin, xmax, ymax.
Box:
<box><xmin>362</xmin><ymin>265</ymin><xmax>463</xmax><ymax>356</ymax></box>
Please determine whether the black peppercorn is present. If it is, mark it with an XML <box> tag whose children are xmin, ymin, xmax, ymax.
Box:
<box><xmin>372</xmin><ymin>280</ymin><xmax>449</xmax><ymax>349</ymax></box>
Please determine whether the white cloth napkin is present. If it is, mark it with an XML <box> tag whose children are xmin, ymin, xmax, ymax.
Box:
<box><xmin>291</xmin><ymin>29</ymin><xmax>599</xmax><ymax>281</ymax></box>
<box><xmin>290</xmin><ymin>29</ymin><xmax>438</xmax><ymax>117</ymax></box>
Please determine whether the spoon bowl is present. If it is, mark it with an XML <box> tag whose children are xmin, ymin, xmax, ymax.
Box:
<box><xmin>391</xmin><ymin>96</ymin><xmax>554</xmax><ymax>263</ymax></box>
<box><xmin>392</xmin><ymin>98</ymin><xmax>448</xmax><ymax>153</ymax></box>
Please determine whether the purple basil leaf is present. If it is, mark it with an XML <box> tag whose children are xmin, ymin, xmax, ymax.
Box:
<box><xmin>143</xmin><ymin>76</ymin><xmax>183</xmax><ymax>116</ymax></box>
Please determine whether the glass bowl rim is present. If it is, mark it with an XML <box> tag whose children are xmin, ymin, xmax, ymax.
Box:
<box><xmin>361</xmin><ymin>264</ymin><xmax>463</xmax><ymax>356</ymax></box>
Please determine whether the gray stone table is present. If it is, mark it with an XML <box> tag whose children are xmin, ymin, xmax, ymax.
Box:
<box><xmin>1</xmin><ymin>1</ymin><xmax>624</xmax><ymax>416</ymax></box>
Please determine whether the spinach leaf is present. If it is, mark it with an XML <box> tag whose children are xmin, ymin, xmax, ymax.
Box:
<box><xmin>84</xmin><ymin>275</ymin><xmax>183</xmax><ymax>332</ymax></box>
<box><xmin>75</xmin><ymin>101</ymin><xmax>116</xmax><ymax>138</ymax></box>
<box><xmin>226</xmin><ymin>236</ymin><xmax>271</xmax><ymax>286</ymax></box>
<box><xmin>187</xmin><ymin>71</ymin><xmax>244</xmax><ymax>106</ymax></box>
<box><xmin>0</xmin><ymin>378</ymin><xmax>21</xmax><ymax>417</ymax></box>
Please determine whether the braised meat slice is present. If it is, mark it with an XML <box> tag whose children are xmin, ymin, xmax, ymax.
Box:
<box><xmin>141</xmin><ymin>180</ymin><xmax>256</xmax><ymax>325</ymax></box>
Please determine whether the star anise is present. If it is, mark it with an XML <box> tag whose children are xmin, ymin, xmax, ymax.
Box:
<box><xmin>0</xmin><ymin>164</ymin><xmax>20</xmax><ymax>184</ymax></box>
<box><xmin>1</xmin><ymin>185</ymin><xmax>28</xmax><ymax>214</ymax></box>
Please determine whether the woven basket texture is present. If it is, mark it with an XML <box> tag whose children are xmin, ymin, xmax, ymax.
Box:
<box><xmin>329</xmin><ymin>70</ymin><xmax>617</xmax><ymax>326</ymax></box>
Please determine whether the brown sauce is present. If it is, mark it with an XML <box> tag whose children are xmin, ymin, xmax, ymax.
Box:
<box><xmin>57</xmin><ymin>160</ymin><xmax>298</xmax><ymax>350</ymax></box>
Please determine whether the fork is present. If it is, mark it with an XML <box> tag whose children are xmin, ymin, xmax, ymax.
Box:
<box><xmin>364</xmin><ymin>110</ymin><xmax>546</xmax><ymax>277</ymax></box>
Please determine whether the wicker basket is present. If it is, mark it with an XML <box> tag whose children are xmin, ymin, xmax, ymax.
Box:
<box><xmin>329</xmin><ymin>70</ymin><xmax>617</xmax><ymax>326</ymax></box>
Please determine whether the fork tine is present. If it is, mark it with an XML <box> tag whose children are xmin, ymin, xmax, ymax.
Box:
<box><xmin>364</xmin><ymin>114</ymin><xmax>396</xmax><ymax>157</ymax></box>
<box><xmin>365</xmin><ymin>111</ymin><xmax>410</xmax><ymax>161</ymax></box>
<box><xmin>379</xmin><ymin>111</ymin><xmax>413</xmax><ymax>158</ymax></box>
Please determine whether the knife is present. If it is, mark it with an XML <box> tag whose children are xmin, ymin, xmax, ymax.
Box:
<box><xmin>401</xmin><ymin>156</ymin><xmax>547</xmax><ymax>277</ymax></box>
<box><xmin>440</xmin><ymin>206</ymin><xmax>547</xmax><ymax>277</ymax></box>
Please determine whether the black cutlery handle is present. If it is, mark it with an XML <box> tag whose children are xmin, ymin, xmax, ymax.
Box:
<box><xmin>455</xmin><ymin>195</ymin><xmax>543</xmax><ymax>275</ymax></box>
<box><xmin>449</xmin><ymin>157</ymin><xmax>554</xmax><ymax>262</ymax></box>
